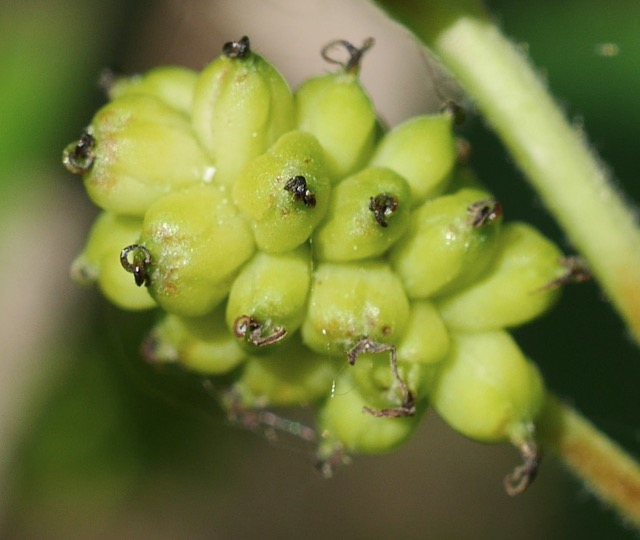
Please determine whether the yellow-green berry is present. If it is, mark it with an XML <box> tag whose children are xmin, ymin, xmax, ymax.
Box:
<box><xmin>63</xmin><ymin>94</ymin><xmax>214</xmax><ymax>216</ymax></box>
<box><xmin>436</xmin><ymin>222</ymin><xmax>565</xmax><ymax>331</ymax></box>
<box><xmin>70</xmin><ymin>212</ymin><xmax>155</xmax><ymax>310</ymax></box>
<box><xmin>143</xmin><ymin>306</ymin><xmax>247</xmax><ymax>375</ymax></box>
<box><xmin>226</xmin><ymin>246</ymin><xmax>312</xmax><ymax>350</ymax></box>
<box><xmin>389</xmin><ymin>187</ymin><xmax>502</xmax><ymax>299</ymax></box>
<box><xmin>317</xmin><ymin>371</ymin><xmax>426</xmax><ymax>456</ymax></box>
<box><xmin>432</xmin><ymin>330</ymin><xmax>545</xmax><ymax>443</ymax></box>
<box><xmin>192</xmin><ymin>36</ymin><xmax>295</xmax><ymax>187</ymax></box>
<box><xmin>232</xmin><ymin>130</ymin><xmax>332</xmax><ymax>253</ymax></box>
<box><xmin>138</xmin><ymin>185</ymin><xmax>254</xmax><ymax>316</ymax></box>
<box><xmin>302</xmin><ymin>261</ymin><xmax>410</xmax><ymax>356</ymax></box>
<box><xmin>369</xmin><ymin>114</ymin><xmax>456</xmax><ymax>205</ymax></box>
<box><xmin>295</xmin><ymin>39</ymin><xmax>377</xmax><ymax>181</ymax></box>
<box><xmin>232</xmin><ymin>336</ymin><xmax>342</xmax><ymax>408</ymax></box>
<box><xmin>312</xmin><ymin>166</ymin><xmax>411</xmax><ymax>262</ymax></box>
<box><xmin>106</xmin><ymin>65</ymin><xmax>198</xmax><ymax>115</ymax></box>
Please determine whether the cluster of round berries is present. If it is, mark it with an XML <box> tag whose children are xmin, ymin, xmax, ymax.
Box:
<box><xmin>63</xmin><ymin>36</ymin><xmax>586</xmax><ymax>493</ymax></box>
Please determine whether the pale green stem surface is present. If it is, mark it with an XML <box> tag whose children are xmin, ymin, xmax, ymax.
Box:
<box><xmin>373</xmin><ymin>0</ymin><xmax>640</xmax><ymax>343</ymax></box>
<box><xmin>372</xmin><ymin>0</ymin><xmax>640</xmax><ymax>527</ymax></box>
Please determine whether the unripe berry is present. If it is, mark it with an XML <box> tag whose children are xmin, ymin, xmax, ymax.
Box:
<box><xmin>232</xmin><ymin>130</ymin><xmax>332</xmax><ymax>253</ymax></box>
<box><xmin>63</xmin><ymin>94</ymin><xmax>215</xmax><ymax>216</ymax></box>
<box><xmin>317</xmin><ymin>371</ymin><xmax>426</xmax><ymax>455</ymax></box>
<box><xmin>71</xmin><ymin>212</ymin><xmax>155</xmax><ymax>310</ymax></box>
<box><xmin>348</xmin><ymin>347</ymin><xmax>432</xmax><ymax>413</ymax></box>
<box><xmin>192</xmin><ymin>36</ymin><xmax>295</xmax><ymax>187</ymax></box>
<box><xmin>312</xmin><ymin>166</ymin><xmax>411</xmax><ymax>262</ymax></box>
<box><xmin>143</xmin><ymin>306</ymin><xmax>247</xmax><ymax>375</ymax></box>
<box><xmin>369</xmin><ymin>114</ymin><xmax>456</xmax><ymax>205</ymax></box>
<box><xmin>396</xmin><ymin>301</ymin><xmax>450</xmax><ymax>366</ymax></box>
<box><xmin>432</xmin><ymin>331</ymin><xmax>545</xmax><ymax>443</ymax></box>
<box><xmin>225</xmin><ymin>246</ymin><xmax>312</xmax><ymax>349</ymax></box>
<box><xmin>295</xmin><ymin>39</ymin><xmax>377</xmax><ymax>180</ymax></box>
<box><xmin>389</xmin><ymin>187</ymin><xmax>502</xmax><ymax>299</ymax></box>
<box><xmin>327</xmin><ymin>302</ymin><xmax>448</xmax><ymax>417</ymax></box>
<box><xmin>232</xmin><ymin>336</ymin><xmax>342</xmax><ymax>407</ymax></box>
<box><xmin>138</xmin><ymin>185</ymin><xmax>254</xmax><ymax>316</ymax></box>
<box><xmin>106</xmin><ymin>66</ymin><xmax>198</xmax><ymax>115</ymax></box>
<box><xmin>436</xmin><ymin>222</ymin><xmax>564</xmax><ymax>331</ymax></box>
<box><xmin>301</xmin><ymin>262</ymin><xmax>410</xmax><ymax>356</ymax></box>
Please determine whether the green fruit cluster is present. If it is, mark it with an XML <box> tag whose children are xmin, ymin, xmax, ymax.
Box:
<box><xmin>64</xmin><ymin>36</ymin><xmax>579</xmax><ymax>491</ymax></box>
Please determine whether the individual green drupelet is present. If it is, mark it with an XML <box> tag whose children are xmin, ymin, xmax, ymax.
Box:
<box><xmin>63</xmin><ymin>93</ymin><xmax>215</xmax><ymax>216</ymax></box>
<box><xmin>143</xmin><ymin>304</ymin><xmax>247</xmax><ymax>375</ymax></box>
<box><xmin>232</xmin><ymin>130</ymin><xmax>332</xmax><ymax>253</ymax></box>
<box><xmin>317</xmin><ymin>370</ymin><xmax>427</xmax><ymax>458</ymax></box>
<box><xmin>64</xmin><ymin>35</ymin><xmax>583</xmax><ymax>493</ymax></box>
<box><xmin>389</xmin><ymin>186</ymin><xmax>503</xmax><ymax>298</ymax></box>
<box><xmin>71</xmin><ymin>211</ymin><xmax>155</xmax><ymax>311</ymax></box>
<box><xmin>138</xmin><ymin>184</ymin><xmax>255</xmax><ymax>317</ymax></box>
<box><xmin>369</xmin><ymin>114</ymin><xmax>457</xmax><ymax>205</ymax></box>
<box><xmin>301</xmin><ymin>261</ymin><xmax>410</xmax><ymax>356</ymax></box>
<box><xmin>232</xmin><ymin>335</ymin><xmax>342</xmax><ymax>408</ymax></box>
<box><xmin>225</xmin><ymin>246</ymin><xmax>312</xmax><ymax>349</ymax></box>
<box><xmin>312</xmin><ymin>166</ymin><xmax>411</xmax><ymax>262</ymax></box>
<box><xmin>436</xmin><ymin>222</ymin><xmax>565</xmax><ymax>331</ymax></box>
<box><xmin>105</xmin><ymin>65</ymin><xmax>199</xmax><ymax>115</ymax></box>
<box><xmin>294</xmin><ymin>38</ymin><xmax>378</xmax><ymax>181</ymax></box>
<box><xmin>192</xmin><ymin>35</ymin><xmax>295</xmax><ymax>188</ymax></box>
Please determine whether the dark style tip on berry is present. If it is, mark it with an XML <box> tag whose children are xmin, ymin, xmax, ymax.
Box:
<box><xmin>62</xmin><ymin>131</ymin><xmax>96</xmax><ymax>175</ymax></box>
<box><xmin>537</xmin><ymin>255</ymin><xmax>591</xmax><ymax>292</ymax></box>
<box><xmin>369</xmin><ymin>193</ymin><xmax>398</xmax><ymax>227</ymax></box>
<box><xmin>468</xmin><ymin>198</ymin><xmax>503</xmax><ymax>228</ymax></box>
<box><xmin>284</xmin><ymin>175</ymin><xmax>316</xmax><ymax>208</ymax></box>
<box><xmin>233</xmin><ymin>315</ymin><xmax>287</xmax><ymax>347</ymax></box>
<box><xmin>120</xmin><ymin>244</ymin><xmax>152</xmax><ymax>287</ymax></box>
<box><xmin>222</xmin><ymin>36</ymin><xmax>251</xmax><ymax>59</ymax></box>
<box><xmin>321</xmin><ymin>37</ymin><xmax>375</xmax><ymax>75</ymax></box>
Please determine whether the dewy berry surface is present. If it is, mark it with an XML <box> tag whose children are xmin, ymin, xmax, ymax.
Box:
<box><xmin>64</xmin><ymin>34</ymin><xmax>578</xmax><ymax>493</ymax></box>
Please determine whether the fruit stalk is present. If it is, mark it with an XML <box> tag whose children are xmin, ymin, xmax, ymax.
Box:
<box><xmin>371</xmin><ymin>0</ymin><xmax>640</xmax><ymax>344</ymax></box>
<box><xmin>538</xmin><ymin>394</ymin><xmax>640</xmax><ymax>528</ymax></box>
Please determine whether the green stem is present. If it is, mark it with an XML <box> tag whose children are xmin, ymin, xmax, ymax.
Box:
<box><xmin>538</xmin><ymin>394</ymin><xmax>640</xmax><ymax>528</ymax></box>
<box><xmin>373</xmin><ymin>0</ymin><xmax>640</xmax><ymax>343</ymax></box>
